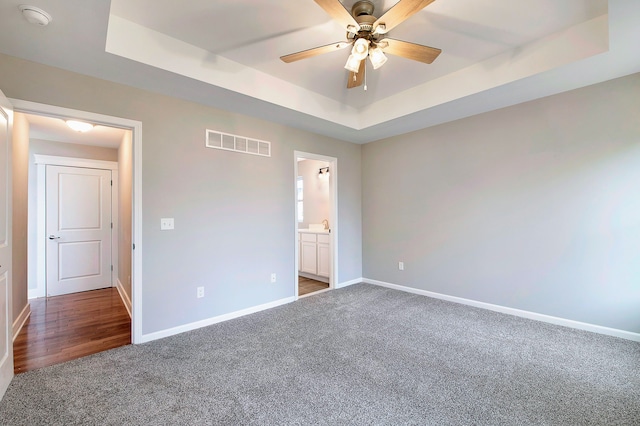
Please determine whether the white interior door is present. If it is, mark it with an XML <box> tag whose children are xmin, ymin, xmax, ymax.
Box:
<box><xmin>46</xmin><ymin>165</ymin><xmax>112</xmax><ymax>297</ymax></box>
<box><xmin>0</xmin><ymin>90</ymin><xmax>14</xmax><ymax>399</ymax></box>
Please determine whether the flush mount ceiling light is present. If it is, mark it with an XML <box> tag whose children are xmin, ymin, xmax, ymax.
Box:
<box><xmin>18</xmin><ymin>5</ymin><xmax>52</xmax><ymax>26</ymax></box>
<box><xmin>66</xmin><ymin>120</ymin><xmax>94</xmax><ymax>132</ymax></box>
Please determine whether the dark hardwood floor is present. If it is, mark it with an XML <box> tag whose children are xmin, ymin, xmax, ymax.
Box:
<box><xmin>299</xmin><ymin>276</ymin><xmax>329</xmax><ymax>296</ymax></box>
<box><xmin>13</xmin><ymin>287</ymin><xmax>131</xmax><ymax>374</ymax></box>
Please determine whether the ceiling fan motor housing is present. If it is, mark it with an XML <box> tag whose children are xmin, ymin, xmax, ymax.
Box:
<box><xmin>352</xmin><ymin>0</ymin><xmax>375</xmax><ymax>17</ymax></box>
<box><xmin>349</xmin><ymin>0</ymin><xmax>382</xmax><ymax>42</ymax></box>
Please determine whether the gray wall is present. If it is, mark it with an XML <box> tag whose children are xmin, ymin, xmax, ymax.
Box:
<box><xmin>27</xmin><ymin>139</ymin><xmax>118</xmax><ymax>292</ymax></box>
<box><xmin>0</xmin><ymin>53</ymin><xmax>363</xmax><ymax>336</ymax></box>
<box><xmin>298</xmin><ymin>159</ymin><xmax>330</xmax><ymax>229</ymax></box>
<box><xmin>362</xmin><ymin>73</ymin><xmax>640</xmax><ymax>333</ymax></box>
<box><xmin>118</xmin><ymin>131</ymin><xmax>133</xmax><ymax>302</ymax></box>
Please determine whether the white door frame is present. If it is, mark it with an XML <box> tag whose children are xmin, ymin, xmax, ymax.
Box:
<box><xmin>11</xmin><ymin>99</ymin><xmax>143</xmax><ymax>344</ymax></box>
<box><xmin>35</xmin><ymin>156</ymin><xmax>118</xmax><ymax>297</ymax></box>
<box><xmin>293</xmin><ymin>151</ymin><xmax>338</xmax><ymax>300</ymax></box>
<box><xmin>0</xmin><ymin>90</ymin><xmax>14</xmax><ymax>400</ymax></box>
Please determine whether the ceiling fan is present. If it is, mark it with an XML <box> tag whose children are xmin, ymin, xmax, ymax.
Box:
<box><xmin>280</xmin><ymin>0</ymin><xmax>442</xmax><ymax>89</ymax></box>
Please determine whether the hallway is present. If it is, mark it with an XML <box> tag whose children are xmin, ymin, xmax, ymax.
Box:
<box><xmin>13</xmin><ymin>288</ymin><xmax>130</xmax><ymax>373</ymax></box>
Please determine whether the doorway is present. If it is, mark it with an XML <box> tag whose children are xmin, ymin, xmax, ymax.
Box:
<box><xmin>9</xmin><ymin>98</ymin><xmax>142</xmax><ymax>348</ymax></box>
<box><xmin>294</xmin><ymin>152</ymin><xmax>338</xmax><ymax>299</ymax></box>
<box><xmin>45</xmin><ymin>164</ymin><xmax>115</xmax><ymax>297</ymax></box>
<box><xmin>34</xmin><ymin>156</ymin><xmax>119</xmax><ymax>299</ymax></box>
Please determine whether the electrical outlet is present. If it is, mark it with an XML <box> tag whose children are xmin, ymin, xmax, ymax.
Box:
<box><xmin>160</xmin><ymin>218</ymin><xmax>174</xmax><ymax>230</ymax></box>
<box><xmin>196</xmin><ymin>286</ymin><xmax>204</xmax><ymax>298</ymax></box>
<box><xmin>270</xmin><ymin>273</ymin><xmax>277</xmax><ymax>283</ymax></box>
<box><xmin>399</xmin><ymin>261</ymin><xmax>404</xmax><ymax>271</ymax></box>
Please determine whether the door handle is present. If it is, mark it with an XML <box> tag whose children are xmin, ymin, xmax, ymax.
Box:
<box><xmin>49</xmin><ymin>235</ymin><xmax>61</xmax><ymax>240</ymax></box>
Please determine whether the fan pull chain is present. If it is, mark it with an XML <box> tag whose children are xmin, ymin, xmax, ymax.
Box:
<box><xmin>364</xmin><ymin>61</ymin><xmax>367</xmax><ymax>91</ymax></box>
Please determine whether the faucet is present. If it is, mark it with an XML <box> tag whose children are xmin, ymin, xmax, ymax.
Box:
<box><xmin>322</xmin><ymin>219</ymin><xmax>329</xmax><ymax>230</ymax></box>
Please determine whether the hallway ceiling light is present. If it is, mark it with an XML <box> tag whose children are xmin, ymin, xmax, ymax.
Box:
<box><xmin>66</xmin><ymin>120</ymin><xmax>94</xmax><ymax>132</ymax></box>
<box><xmin>18</xmin><ymin>5</ymin><xmax>52</xmax><ymax>26</ymax></box>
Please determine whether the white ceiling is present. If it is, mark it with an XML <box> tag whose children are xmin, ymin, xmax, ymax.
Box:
<box><xmin>0</xmin><ymin>1</ymin><xmax>638</xmax><ymax>144</ymax></box>
<box><xmin>110</xmin><ymin>0</ymin><xmax>607</xmax><ymax>108</ymax></box>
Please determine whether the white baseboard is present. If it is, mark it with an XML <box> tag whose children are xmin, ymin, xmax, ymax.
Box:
<box><xmin>335</xmin><ymin>277</ymin><xmax>362</xmax><ymax>289</ymax></box>
<box><xmin>116</xmin><ymin>278</ymin><xmax>132</xmax><ymax>319</ymax></box>
<box><xmin>299</xmin><ymin>272</ymin><xmax>329</xmax><ymax>283</ymax></box>
<box><xmin>28</xmin><ymin>289</ymin><xmax>39</xmax><ymax>300</ymax></box>
<box><xmin>140</xmin><ymin>296</ymin><xmax>296</xmax><ymax>343</ymax></box>
<box><xmin>363</xmin><ymin>278</ymin><xmax>640</xmax><ymax>342</ymax></box>
<box><xmin>12</xmin><ymin>303</ymin><xmax>31</xmax><ymax>341</ymax></box>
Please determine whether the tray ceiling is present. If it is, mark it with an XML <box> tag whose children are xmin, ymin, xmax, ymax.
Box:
<box><xmin>0</xmin><ymin>0</ymin><xmax>638</xmax><ymax>143</ymax></box>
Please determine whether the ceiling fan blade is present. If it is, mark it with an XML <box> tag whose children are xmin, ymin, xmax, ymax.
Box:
<box><xmin>314</xmin><ymin>0</ymin><xmax>360</xmax><ymax>31</ymax></box>
<box><xmin>280</xmin><ymin>42</ymin><xmax>351</xmax><ymax>63</ymax></box>
<box><xmin>373</xmin><ymin>0</ymin><xmax>436</xmax><ymax>33</ymax></box>
<box><xmin>347</xmin><ymin>60</ymin><xmax>365</xmax><ymax>89</ymax></box>
<box><xmin>380</xmin><ymin>38</ymin><xmax>441</xmax><ymax>64</ymax></box>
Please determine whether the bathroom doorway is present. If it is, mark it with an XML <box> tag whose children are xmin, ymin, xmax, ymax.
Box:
<box><xmin>294</xmin><ymin>152</ymin><xmax>337</xmax><ymax>299</ymax></box>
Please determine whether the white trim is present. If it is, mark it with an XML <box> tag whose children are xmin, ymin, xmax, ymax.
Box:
<box><xmin>111</xmin><ymin>172</ymin><xmax>119</xmax><ymax>289</ymax></box>
<box><xmin>27</xmin><ymin>289</ymin><xmax>38</xmax><ymax>300</ymax></box>
<box><xmin>12</xmin><ymin>303</ymin><xmax>30</xmax><ymax>342</ymax></box>
<box><xmin>298</xmin><ymin>271</ymin><xmax>329</xmax><ymax>284</ymax></box>
<box><xmin>132</xmin><ymin>119</ymin><xmax>143</xmax><ymax>345</ymax></box>
<box><xmin>363</xmin><ymin>278</ymin><xmax>640</xmax><ymax>342</ymax></box>
<box><xmin>11</xmin><ymin>98</ymin><xmax>144</xmax><ymax>344</ymax></box>
<box><xmin>140</xmin><ymin>296</ymin><xmax>295</xmax><ymax>343</ymax></box>
<box><xmin>35</xmin><ymin>164</ymin><xmax>45</xmax><ymax>298</ymax></box>
<box><xmin>299</xmin><ymin>288</ymin><xmax>331</xmax><ymax>299</ymax></box>
<box><xmin>294</xmin><ymin>152</ymin><xmax>338</xmax><ymax>301</ymax></box>
<box><xmin>116</xmin><ymin>278</ymin><xmax>132</xmax><ymax>319</ymax></box>
<box><xmin>34</xmin><ymin>157</ymin><xmax>118</xmax><ymax>299</ymax></box>
<box><xmin>335</xmin><ymin>277</ymin><xmax>362</xmax><ymax>289</ymax></box>
<box><xmin>34</xmin><ymin>155</ymin><xmax>118</xmax><ymax>170</ymax></box>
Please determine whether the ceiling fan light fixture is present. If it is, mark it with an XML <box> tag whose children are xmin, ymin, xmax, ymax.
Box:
<box><xmin>281</xmin><ymin>0</ymin><xmax>442</xmax><ymax>90</ymax></box>
<box><xmin>373</xmin><ymin>24</ymin><xmax>387</xmax><ymax>35</ymax></box>
<box><xmin>351</xmin><ymin>38</ymin><xmax>369</xmax><ymax>60</ymax></box>
<box><xmin>369</xmin><ymin>46</ymin><xmax>387</xmax><ymax>69</ymax></box>
<box><xmin>344</xmin><ymin>54</ymin><xmax>362</xmax><ymax>73</ymax></box>
<box><xmin>346</xmin><ymin>24</ymin><xmax>359</xmax><ymax>34</ymax></box>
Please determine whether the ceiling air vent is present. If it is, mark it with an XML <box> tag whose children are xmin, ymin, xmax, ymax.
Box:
<box><xmin>206</xmin><ymin>129</ymin><xmax>271</xmax><ymax>157</ymax></box>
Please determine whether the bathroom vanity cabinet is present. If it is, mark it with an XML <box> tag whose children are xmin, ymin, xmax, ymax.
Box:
<box><xmin>298</xmin><ymin>230</ymin><xmax>330</xmax><ymax>282</ymax></box>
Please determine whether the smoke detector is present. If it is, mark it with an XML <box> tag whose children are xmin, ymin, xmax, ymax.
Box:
<box><xmin>18</xmin><ymin>5</ymin><xmax>52</xmax><ymax>26</ymax></box>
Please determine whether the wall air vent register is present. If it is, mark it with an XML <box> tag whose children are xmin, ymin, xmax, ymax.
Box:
<box><xmin>206</xmin><ymin>129</ymin><xmax>271</xmax><ymax>157</ymax></box>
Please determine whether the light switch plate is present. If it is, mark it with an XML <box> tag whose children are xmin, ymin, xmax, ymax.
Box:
<box><xmin>160</xmin><ymin>218</ymin><xmax>174</xmax><ymax>230</ymax></box>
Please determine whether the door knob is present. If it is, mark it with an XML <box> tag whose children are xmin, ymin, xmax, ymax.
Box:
<box><xmin>49</xmin><ymin>235</ymin><xmax>61</xmax><ymax>240</ymax></box>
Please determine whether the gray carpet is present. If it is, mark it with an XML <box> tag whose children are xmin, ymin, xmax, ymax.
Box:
<box><xmin>1</xmin><ymin>284</ymin><xmax>639</xmax><ymax>425</ymax></box>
